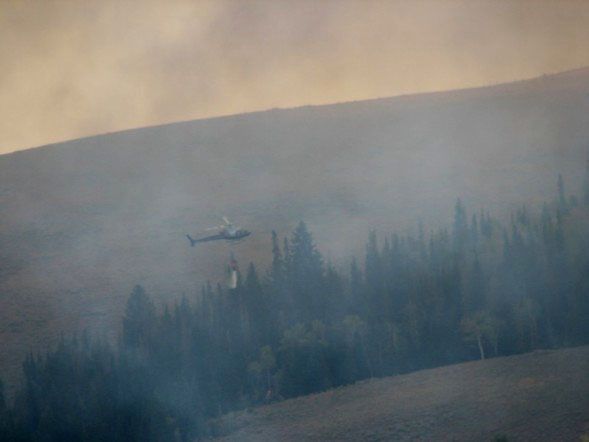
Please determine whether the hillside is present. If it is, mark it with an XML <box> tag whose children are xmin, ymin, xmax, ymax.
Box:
<box><xmin>213</xmin><ymin>346</ymin><xmax>589</xmax><ymax>441</ymax></box>
<box><xmin>1</xmin><ymin>67</ymin><xmax>589</xmax><ymax>385</ymax></box>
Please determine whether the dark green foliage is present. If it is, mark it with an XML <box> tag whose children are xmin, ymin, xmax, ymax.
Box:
<box><xmin>123</xmin><ymin>285</ymin><xmax>156</xmax><ymax>350</ymax></box>
<box><xmin>5</xmin><ymin>176</ymin><xmax>589</xmax><ymax>439</ymax></box>
<box><xmin>453</xmin><ymin>198</ymin><xmax>469</xmax><ymax>256</ymax></box>
<box><xmin>287</xmin><ymin>221</ymin><xmax>325</xmax><ymax>322</ymax></box>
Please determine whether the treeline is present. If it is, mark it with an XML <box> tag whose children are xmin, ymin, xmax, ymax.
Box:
<box><xmin>1</xmin><ymin>173</ymin><xmax>589</xmax><ymax>440</ymax></box>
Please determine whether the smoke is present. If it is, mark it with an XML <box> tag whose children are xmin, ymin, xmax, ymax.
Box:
<box><xmin>1</xmin><ymin>0</ymin><xmax>589</xmax><ymax>153</ymax></box>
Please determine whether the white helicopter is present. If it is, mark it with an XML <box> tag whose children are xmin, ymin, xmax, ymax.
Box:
<box><xmin>186</xmin><ymin>217</ymin><xmax>251</xmax><ymax>246</ymax></box>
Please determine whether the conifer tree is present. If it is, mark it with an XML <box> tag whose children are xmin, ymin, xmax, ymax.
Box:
<box><xmin>123</xmin><ymin>285</ymin><xmax>156</xmax><ymax>350</ymax></box>
<box><xmin>349</xmin><ymin>258</ymin><xmax>364</xmax><ymax>316</ymax></box>
<box><xmin>244</xmin><ymin>262</ymin><xmax>274</xmax><ymax>347</ymax></box>
<box><xmin>288</xmin><ymin>221</ymin><xmax>324</xmax><ymax>321</ymax></box>
<box><xmin>465</xmin><ymin>251</ymin><xmax>485</xmax><ymax>313</ymax></box>
<box><xmin>471</xmin><ymin>214</ymin><xmax>479</xmax><ymax>245</ymax></box>
<box><xmin>269</xmin><ymin>230</ymin><xmax>284</xmax><ymax>286</ymax></box>
<box><xmin>453</xmin><ymin>198</ymin><xmax>468</xmax><ymax>255</ymax></box>
<box><xmin>365</xmin><ymin>230</ymin><xmax>384</xmax><ymax>320</ymax></box>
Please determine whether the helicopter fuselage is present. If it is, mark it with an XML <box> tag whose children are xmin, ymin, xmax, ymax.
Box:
<box><xmin>186</xmin><ymin>228</ymin><xmax>251</xmax><ymax>246</ymax></box>
<box><xmin>186</xmin><ymin>218</ymin><xmax>250</xmax><ymax>247</ymax></box>
<box><xmin>221</xmin><ymin>228</ymin><xmax>251</xmax><ymax>240</ymax></box>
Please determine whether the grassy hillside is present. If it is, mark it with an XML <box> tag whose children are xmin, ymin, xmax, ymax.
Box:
<box><xmin>1</xmin><ymin>68</ymin><xmax>589</xmax><ymax>386</ymax></box>
<box><xmin>213</xmin><ymin>346</ymin><xmax>589</xmax><ymax>441</ymax></box>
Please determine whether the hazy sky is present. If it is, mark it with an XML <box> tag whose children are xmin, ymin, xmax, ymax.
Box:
<box><xmin>2</xmin><ymin>0</ymin><xmax>589</xmax><ymax>154</ymax></box>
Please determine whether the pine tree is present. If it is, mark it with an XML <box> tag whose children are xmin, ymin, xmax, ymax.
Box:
<box><xmin>288</xmin><ymin>221</ymin><xmax>324</xmax><ymax>321</ymax></box>
<box><xmin>480</xmin><ymin>209</ymin><xmax>493</xmax><ymax>239</ymax></box>
<box><xmin>290</xmin><ymin>222</ymin><xmax>322</xmax><ymax>271</ymax></box>
<box><xmin>283</xmin><ymin>237</ymin><xmax>291</xmax><ymax>274</ymax></box>
<box><xmin>269</xmin><ymin>230</ymin><xmax>284</xmax><ymax>286</ymax></box>
<box><xmin>467</xmin><ymin>252</ymin><xmax>485</xmax><ymax>312</ymax></box>
<box><xmin>244</xmin><ymin>262</ymin><xmax>273</xmax><ymax>347</ymax></box>
<box><xmin>517</xmin><ymin>205</ymin><xmax>529</xmax><ymax>227</ymax></box>
<box><xmin>453</xmin><ymin>198</ymin><xmax>468</xmax><ymax>255</ymax></box>
<box><xmin>123</xmin><ymin>285</ymin><xmax>156</xmax><ymax>350</ymax></box>
<box><xmin>365</xmin><ymin>231</ymin><xmax>380</xmax><ymax>284</ymax></box>
<box><xmin>349</xmin><ymin>257</ymin><xmax>364</xmax><ymax>316</ymax></box>
<box><xmin>470</xmin><ymin>214</ymin><xmax>479</xmax><ymax>245</ymax></box>
<box><xmin>365</xmin><ymin>230</ymin><xmax>384</xmax><ymax>320</ymax></box>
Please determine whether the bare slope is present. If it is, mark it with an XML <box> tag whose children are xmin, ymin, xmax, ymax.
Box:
<box><xmin>1</xmin><ymin>68</ymin><xmax>589</xmax><ymax>385</ymax></box>
<box><xmin>214</xmin><ymin>346</ymin><xmax>589</xmax><ymax>442</ymax></box>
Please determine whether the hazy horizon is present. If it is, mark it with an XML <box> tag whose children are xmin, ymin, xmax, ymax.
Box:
<box><xmin>4</xmin><ymin>66</ymin><xmax>584</xmax><ymax>155</ymax></box>
<box><xmin>3</xmin><ymin>0</ymin><xmax>589</xmax><ymax>154</ymax></box>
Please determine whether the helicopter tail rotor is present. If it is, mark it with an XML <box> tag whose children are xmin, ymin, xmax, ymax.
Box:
<box><xmin>186</xmin><ymin>235</ymin><xmax>197</xmax><ymax>247</ymax></box>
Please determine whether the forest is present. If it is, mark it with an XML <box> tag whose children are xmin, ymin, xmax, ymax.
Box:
<box><xmin>1</xmin><ymin>170</ymin><xmax>588</xmax><ymax>441</ymax></box>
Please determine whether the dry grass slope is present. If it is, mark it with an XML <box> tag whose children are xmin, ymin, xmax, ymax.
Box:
<box><xmin>213</xmin><ymin>346</ymin><xmax>589</xmax><ymax>442</ymax></box>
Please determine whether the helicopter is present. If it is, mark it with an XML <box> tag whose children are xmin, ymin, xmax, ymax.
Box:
<box><xmin>186</xmin><ymin>217</ymin><xmax>251</xmax><ymax>246</ymax></box>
